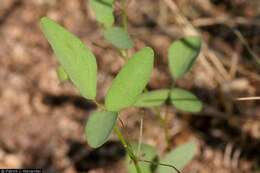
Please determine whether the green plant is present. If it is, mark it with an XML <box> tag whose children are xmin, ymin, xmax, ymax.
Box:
<box><xmin>126</xmin><ymin>141</ymin><xmax>196</xmax><ymax>173</ymax></box>
<box><xmin>39</xmin><ymin>1</ymin><xmax>202</xmax><ymax>172</ymax></box>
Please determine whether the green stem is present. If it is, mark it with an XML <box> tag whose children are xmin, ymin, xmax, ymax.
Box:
<box><xmin>114</xmin><ymin>125</ymin><xmax>142</xmax><ymax>173</ymax></box>
<box><xmin>93</xmin><ymin>100</ymin><xmax>105</xmax><ymax>110</ymax></box>
<box><xmin>155</xmin><ymin>107</ymin><xmax>171</xmax><ymax>151</ymax></box>
<box><xmin>119</xmin><ymin>0</ymin><xmax>129</xmax><ymax>61</ymax></box>
<box><xmin>138</xmin><ymin>159</ymin><xmax>182</xmax><ymax>173</ymax></box>
<box><xmin>121</xmin><ymin>0</ymin><xmax>128</xmax><ymax>31</ymax></box>
<box><xmin>118</xmin><ymin>49</ymin><xmax>128</xmax><ymax>61</ymax></box>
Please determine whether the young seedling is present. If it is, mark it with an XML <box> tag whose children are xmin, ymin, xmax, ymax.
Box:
<box><xmin>39</xmin><ymin>1</ymin><xmax>203</xmax><ymax>173</ymax></box>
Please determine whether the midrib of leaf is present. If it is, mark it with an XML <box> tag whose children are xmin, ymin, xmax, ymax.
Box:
<box><xmin>61</xmin><ymin>37</ymin><xmax>92</xmax><ymax>91</ymax></box>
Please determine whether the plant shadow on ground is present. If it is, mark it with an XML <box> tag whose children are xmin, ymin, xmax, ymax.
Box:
<box><xmin>41</xmin><ymin>89</ymin><xmax>260</xmax><ymax>170</ymax></box>
<box><xmin>186</xmin><ymin>87</ymin><xmax>260</xmax><ymax>168</ymax></box>
<box><xmin>67</xmin><ymin>141</ymin><xmax>125</xmax><ymax>172</ymax></box>
<box><xmin>42</xmin><ymin>93</ymin><xmax>126</xmax><ymax>172</ymax></box>
<box><xmin>42</xmin><ymin>93</ymin><xmax>97</xmax><ymax>110</ymax></box>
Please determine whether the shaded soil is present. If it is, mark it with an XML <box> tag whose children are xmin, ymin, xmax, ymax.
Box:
<box><xmin>0</xmin><ymin>0</ymin><xmax>260</xmax><ymax>173</ymax></box>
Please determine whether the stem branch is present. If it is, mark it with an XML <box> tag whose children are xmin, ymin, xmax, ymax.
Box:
<box><xmin>155</xmin><ymin>107</ymin><xmax>171</xmax><ymax>151</ymax></box>
<box><xmin>93</xmin><ymin>100</ymin><xmax>105</xmax><ymax>110</ymax></box>
<box><xmin>121</xmin><ymin>0</ymin><xmax>128</xmax><ymax>31</ymax></box>
<box><xmin>138</xmin><ymin>159</ymin><xmax>182</xmax><ymax>173</ymax></box>
<box><xmin>114</xmin><ymin>125</ymin><xmax>142</xmax><ymax>173</ymax></box>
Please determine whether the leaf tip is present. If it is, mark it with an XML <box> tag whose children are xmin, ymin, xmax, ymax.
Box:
<box><xmin>144</xmin><ymin>46</ymin><xmax>154</xmax><ymax>57</ymax></box>
<box><xmin>39</xmin><ymin>16</ymin><xmax>51</xmax><ymax>28</ymax></box>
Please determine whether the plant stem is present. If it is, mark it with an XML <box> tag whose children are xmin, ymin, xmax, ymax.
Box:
<box><xmin>114</xmin><ymin>125</ymin><xmax>142</xmax><ymax>173</ymax></box>
<box><xmin>93</xmin><ymin>100</ymin><xmax>105</xmax><ymax>110</ymax></box>
<box><xmin>118</xmin><ymin>49</ymin><xmax>128</xmax><ymax>61</ymax></box>
<box><xmin>155</xmin><ymin>107</ymin><xmax>171</xmax><ymax>151</ymax></box>
<box><xmin>138</xmin><ymin>159</ymin><xmax>182</xmax><ymax>173</ymax></box>
<box><xmin>137</xmin><ymin>115</ymin><xmax>143</xmax><ymax>157</ymax></box>
<box><xmin>121</xmin><ymin>0</ymin><xmax>128</xmax><ymax>31</ymax></box>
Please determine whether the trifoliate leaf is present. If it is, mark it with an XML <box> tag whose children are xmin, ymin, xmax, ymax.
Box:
<box><xmin>105</xmin><ymin>47</ymin><xmax>154</xmax><ymax>111</ymax></box>
<box><xmin>40</xmin><ymin>17</ymin><xmax>97</xmax><ymax>100</ymax></box>
<box><xmin>85</xmin><ymin>111</ymin><xmax>117</xmax><ymax>148</ymax></box>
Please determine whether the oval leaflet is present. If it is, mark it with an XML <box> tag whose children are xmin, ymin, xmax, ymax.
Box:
<box><xmin>170</xmin><ymin>88</ymin><xmax>202</xmax><ymax>113</ymax></box>
<box><xmin>168</xmin><ymin>36</ymin><xmax>201</xmax><ymax>79</ymax></box>
<box><xmin>89</xmin><ymin>0</ymin><xmax>115</xmax><ymax>28</ymax></box>
<box><xmin>40</xmin><ymin>17</ymin><xmax>97</xmax><ymax>100</ymax></box>
<box><xmin>85</xmin><ymin>111</ymin><xmax>118</xmax><ymax>148</ymax></box>
<box><xmin>105</xmin><ymin>47</ymin><xmax>154</xmax><ymax>111</ymax></box>
<box><xmin>104</xmin><ymin>26</ymin><xmax>133</xmax><ymax>49</ymax></box>
<box><xmin>134</xmin><ymin>89</ymin><xmax>169</xmax><ymax>108</ymax></box>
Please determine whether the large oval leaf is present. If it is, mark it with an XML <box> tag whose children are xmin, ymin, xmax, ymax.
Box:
<box><xmin>134</xmin><ymin>89</ymin><xmax>169</xmax><ymax>108</ymax></box>
<box><xmin>85</xmin><ymin>111</ymin><xmax>117</xmax><ymax>148</ymax></box>
<box><xmin>168</xmin><ymin>36</ymin><xmax>201</xmax><ymax>79</ymax></box>
<box><xmin>158</xmin><ymin>141</ymin><xmax>197</xmax><ymax>173</ymax></box>
<box><xmin>104</xmin><ymin>26</ymin><xmax>133</xmax><ymax>49</ymax></box>
<box><xmin>105</xmin><ymin>47</ymin><xmax>154</xmax><ymax>111</ymax></box>
<box><xmin>40</xmin><ymin>17</ymin><xmax>97</xmax><ymax>100</ymax></box>
<box><xmin>89</xmin><ymin>0</ymin><xmax>115</xmax><ymax>28</ymax></box>
<box><xmin>170</xmin><ymin>88</ymin><xmax>202</xmax><ymax>113</ymax></box>
<box><xmin>126</xmin><ymin>143</ymin><xmax>158</xmax><ymax>173</ymax></box>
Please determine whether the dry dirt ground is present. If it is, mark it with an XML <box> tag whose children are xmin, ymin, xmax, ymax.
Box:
<box><xmin>0</xmin><ymin>0</ymin><xmax>260</xmax><ymax>173</ymax></box>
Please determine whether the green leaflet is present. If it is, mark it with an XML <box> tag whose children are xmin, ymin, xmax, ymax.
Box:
<box><xmin>105</xmin><ymin>47</ymin><xmax>154</xmax><ymax>111</ymax></box>
<box><xmin>104</xmin><ymin>26</ymin><xmax>133</xmax><ymax>49</ymax></box>
<box><xmin>89</xmin><ymin>0</ymin><xmax>115</xmax><ymax>28</ymax></box>
<box><xmin>158</xmin><ymin>141</ymin><xmax>197</xmax><ymax>173</ymax></box>
<box><xmin>134</xmin><ymin>89</ymin><xmax>169</xmax><ymax>108</ymax></box>
<box><xmin>85</xmin><ymin>111</ymin><xmax>118</xmax><ymax>148</ymax></box>
<box><xmin>56</xmin><ymin>66</ymin><xmax>69</xmax><ymax>82</ymax></box>
<box><xmin>168</xmin><ymin>36</ymin><xmax>201</xmax><ymax>79</ymax></box>
<box><xmin>170</xmin><ymin>88</ymin><xmax>202</xmax><ymax>113</ymax></box>
<box><xmin>40</xmin><ymin>17</ymin><xmax>97</xmax><ymax>100</ymax></box>
<box><xmin>126</xmin><ymin>143</ymin><xmax>158</xmax><ymax>173</ymax></box>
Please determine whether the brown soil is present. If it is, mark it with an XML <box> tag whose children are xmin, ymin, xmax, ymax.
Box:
<box><xmin>0</xmin><ymin>0</ymin><xmax>259</xmax><ymax>173</ymax></box>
